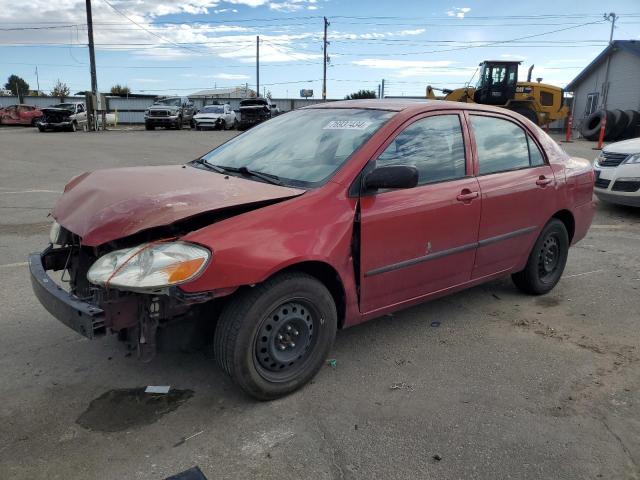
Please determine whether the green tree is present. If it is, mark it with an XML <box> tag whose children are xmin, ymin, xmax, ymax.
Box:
<box><xmin>344</xmin><ymin>89</ymin><xmax>377</xmax><ymax>100</ymax></box>
<box><xmin>51</xmin><ymin>79</ymin><xmax>70</xmax><ymax>98</ymax></box>
<box><xmin>4</xmin><ymin>75</ymin><xmax>29</xmax><ymax>96</ymax></box>
<box><xmin>110</xmin><ymin>84</ymin><xmax>131</xmax><ymax>96</ymax></box>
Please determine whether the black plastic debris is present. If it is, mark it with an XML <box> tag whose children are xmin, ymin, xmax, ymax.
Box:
<box><xmin>165</xmin><ymin>466</ymin><xmax>208</xmax><ymax>480</ymax></box>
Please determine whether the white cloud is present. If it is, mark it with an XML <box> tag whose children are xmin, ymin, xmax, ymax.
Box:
<box><xmin>446</xmin><ymin>7</ymin><xmax>471</xmax><ymax>18</ymax></box>
<box><xmin>0</xmin><ymin>0</ymin><xmax>324</xmax><ymax>63</ymax></box>
<box><xmin>269</xmin><ymin>0</ymin><xmax>318</xmax><ymax>12</ymax></box>
<box><xmin>214</xmin><ymin>73</ymin><xmax>250</xmax><ymax>80</ymax></box>
<box><xmin>330</xmin><ymin>28</ymin><xmax>425</xmax><ymax>41</ymax></box>
<box><xmin>352</xmin><ymin>59</ymin><xmax>477</xmax><ymax>79</ymax></box>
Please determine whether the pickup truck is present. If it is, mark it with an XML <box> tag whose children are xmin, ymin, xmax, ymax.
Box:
<box><xmin>145</xmin><ymin>97</ymin><xmax>196</xmax><ymax>130</ymax></box>
<box><xmin>238</xmin><ymin>97</ymin><xmax>272</xmax><ymax>130</ymax></box>
<box><xmin>38</xmin><ymin>102</ymin><xmax>116</xmax><ymax>132</ymax></box>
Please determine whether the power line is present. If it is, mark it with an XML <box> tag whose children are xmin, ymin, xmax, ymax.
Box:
<box><xmin>99</xmin><ymin>0</ymin><xmax>205</xmax><ymax>55</ymax></box>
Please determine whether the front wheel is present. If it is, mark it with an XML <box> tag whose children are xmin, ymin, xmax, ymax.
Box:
<box><xmin>512</xmin><ymin>219</ymin><xmax>569</xmax><ymax>295</ymax></box>
<box><xmin>69</xmin><ymin>121</ymin><xmax>77</xmax><ymax>132</ymax></box>
<box><xmin>214</xmin><ymin>272</ymin><xmax>337</xmax><ymax>400</ymax></box>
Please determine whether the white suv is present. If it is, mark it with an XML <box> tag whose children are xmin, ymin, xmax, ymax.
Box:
<box><xmin>593</xmin><ymin>138</ymin><xmax>640</xmax><ymax>207</ymax></box>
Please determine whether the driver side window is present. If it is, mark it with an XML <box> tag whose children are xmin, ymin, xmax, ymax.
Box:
<box><xmin>376</xmin><ymin>115</ymin><xmax>467</xmax><ymax>186</ymax></box>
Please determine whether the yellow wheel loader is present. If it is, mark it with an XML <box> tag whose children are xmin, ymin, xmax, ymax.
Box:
<box><xmin>426</xmin><ymin>61</ymin><xmax>568</xmax><ymax>126</ymax></box>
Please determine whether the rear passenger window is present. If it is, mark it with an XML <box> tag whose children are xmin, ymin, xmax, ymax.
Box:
<box><xmin>528</xmin><ymin>136</ymin><xmax>545</xmax><ymax>166</ymax></box>
<box><xmin>470</xmin><ymin>116</ymin><xmax>530</xmax><ymax>175</ymax></box>
<box><xmin>377</xmin><ymin>115</ymin><xmax>466</xmax><ymax>185</ymax></box>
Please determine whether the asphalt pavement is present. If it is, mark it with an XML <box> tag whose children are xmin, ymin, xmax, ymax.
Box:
<box><xmin>0</xmin><ymin>126</ymin><xmax>638</xmax><ymax>480</ymax></box>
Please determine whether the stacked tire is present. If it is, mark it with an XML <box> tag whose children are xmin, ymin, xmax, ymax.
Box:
<box><xmin>580</xmin><ymin>109</ymin><xmax>640</xmax><ymax>141</ymax></box>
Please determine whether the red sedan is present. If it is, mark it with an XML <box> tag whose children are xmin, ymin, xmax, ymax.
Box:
<box><xmin>0</xmin><ymin>104</ymin><xmax>43</xmax><ymax>126</ymax></box>
<box><xmin>30</xmin><ymin>100</ymin><xmax>595</xmax><ymax>399</ymax></box>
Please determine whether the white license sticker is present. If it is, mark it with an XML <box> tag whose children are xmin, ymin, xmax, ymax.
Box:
<box><xmin>323</xmin><ymin>120</ymin><xmax>372</xmax><ymax>130</ymax></box>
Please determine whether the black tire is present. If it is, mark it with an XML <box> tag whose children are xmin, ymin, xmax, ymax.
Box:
<box><xmin>607</xmin><ymin>109</ymin><xmax>629</xmax><ymax>140</ymax></box>
<box><xmin>512</xmin><ymin>219</ymin><xmax>569</xmax><ymax>295</ymax></box>
<box><xmin>189</xmin><ymin>119</ymin><xmax>195</xmax><ymax>129</ymax></box>
<box><xmin>69</xmin><ymin>121</ymin><xmax>77</xmax><ymax>132</ymax></box>
<box><xmin>145</xmin><ymin>123</ymin><xmax>155</xmax><ymax>131</ymax></box>
<box><xmin>621</xmin><ymin>110</ymin><xmax>640</xmax><ymax>139</ymax></box>
<box><xmin>233</xmin><ymin>118</ymin><xmax>239</xmax><ymax>130</ymax></box>
<box><xmin>37</xmin><ymin>125</ymin><xmax>45</xmax><ymax>132</ymax></box>
<box><xmin>175</xmin><ymin>117</ymin><xmax>183</xmax><ymax>130</ymax></box>
<box><xmin>214</xmin><ymin>272</ymin><xmax>337</xmax><ymax>400</ymax></box>
<box><xmin>509</xmin><ymin>106</ymin><xmax>539</xmax><ymax>125</ymax></box>
<box><xmin>580</xmin><ymin>109</ymin><xmax>613</xmax><ymax>141</ymax></box>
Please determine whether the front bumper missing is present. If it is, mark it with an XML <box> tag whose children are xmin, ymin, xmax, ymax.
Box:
<box><xmin>29</xmin><ymin>248</ymin><xmax>105</xmax><ymax>339</ymax></box>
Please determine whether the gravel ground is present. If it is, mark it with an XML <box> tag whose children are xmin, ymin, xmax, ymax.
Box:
<box><xmin>0</xmin><ymin>127</ymin><xmax>638</xmax><ymax>480</ymax></box>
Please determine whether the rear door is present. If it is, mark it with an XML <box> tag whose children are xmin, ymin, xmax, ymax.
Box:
<box><xmin>468</xmin><ymin>113</ymin><xmax>556</xmax><ymax>279</ymax></box>
<box><xmin>359</xmin><ymin>111</ymin><xmax>481</xmax><ymax>314</ymax></box>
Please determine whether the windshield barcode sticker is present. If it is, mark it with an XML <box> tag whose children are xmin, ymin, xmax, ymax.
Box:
<box><xmin>324</xmin><ymin>120</ymin><xmax>372</xmax><ymax>130</ymax></box>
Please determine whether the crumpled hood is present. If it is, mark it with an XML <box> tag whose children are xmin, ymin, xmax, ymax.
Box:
<box><xmin>53</xmin><ymin>165</ymin><xmax>304</xmax><ymax>246</ymax></box>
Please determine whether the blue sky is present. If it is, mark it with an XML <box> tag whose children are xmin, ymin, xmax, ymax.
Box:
<box><xmin>1</xmin><ymin>0</ymin><xmax>639</xmax><ymax>99</ymax></box>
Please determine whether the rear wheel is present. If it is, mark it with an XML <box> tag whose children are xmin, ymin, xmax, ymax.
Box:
<box><xmin>512</xmin><ymin>219</ymin><xmax>569</xmax><ymax>295</ymax></box>
<box><xmin>214</xmin><ymin>272</ymin><xmax>337</xmax><ymax>400</ymax></box>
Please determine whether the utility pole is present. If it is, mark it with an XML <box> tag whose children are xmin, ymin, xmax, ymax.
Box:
<box><xmin>381</xmin><ymin>79</ymin><xmax>385</xmax><ymax>99</ymax></box>
<box><xmin>85</xmin><ymin>0</ymin><xmax>98</xmax><ymax>131</ymax></box>
<box><xmin>601</xmin><ymin>12</ymin><xmax>617</xmax><ymax>109</ymax></box>
<box><xmin>35</xmin><ymin>66</ymin><xmax>40</xmax><ymax>95</ymax></box>
<box><xmin>322</xmin><ymin>17</ymin><xmax>329</xmax><ymax>101</ymax></box>
<box><xmin>256</xmin><ymin>35</ymin><xmax>260</xmax><ymax>98</ymax></box>
<box><xmin>594</xmin><ymin>12</ymin><xmax>617</xmax><ymax>150</ymax></box>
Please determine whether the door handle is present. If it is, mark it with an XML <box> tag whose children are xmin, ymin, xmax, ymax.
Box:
<box><xmin>536</xmin><ymin>176</ymin><xmax>553</xmax><ymax>186</ymax></box>
<box><xmin>456</xmin><ymin>190</ymin><xmax>479</xmax><ymax>202</ymax></box>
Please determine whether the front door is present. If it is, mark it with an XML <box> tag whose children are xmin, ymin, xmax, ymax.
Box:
<box><xmin>468</xmin><ymin>113</ymin><xmax>557</xmax><ymax>279</ymax></box>
<box><xmin>359</xmin><ymin>112</ymin><xmax>482</xmax><ymax>314</ymax></box>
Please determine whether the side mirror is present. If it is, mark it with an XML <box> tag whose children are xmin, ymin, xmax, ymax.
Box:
<box><xmin>364</xmin><ymin>165</ymin><xmax>419</xmax><ymax>190</ymax></box>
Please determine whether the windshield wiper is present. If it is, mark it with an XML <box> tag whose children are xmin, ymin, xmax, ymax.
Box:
<box><xmin>213</xmin><ymin>165</ymin><xmax>283</xmax><ymax>186</ymax></box>
<box><xmin>191</xmin><ymin>158</ymin><xmax>226</xmax><ymax>174</ymax></box>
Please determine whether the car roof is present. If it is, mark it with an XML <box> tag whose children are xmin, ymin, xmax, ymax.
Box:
<box><xmin>305</xmin><ymin>98</ymin><xmax>516</xmax><ymax>115</ymax></box>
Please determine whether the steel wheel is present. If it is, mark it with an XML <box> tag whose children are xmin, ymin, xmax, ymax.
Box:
<box><xmin>512</xmin><ymin>218</ymin><xmax>569</xmax><ymax>295</ymax></box>
<box><xmin>537</xmin><ymin>233</ymin><xmax>560</xmax><ymax>283</ymax></box>
<box><xmin>214</xmin><ymin>272</ymin><xmax>337</xmax><ymax>400</ymax></box>
<box><xmin>254</xmin><ymin>300</ymin><xmax>318</xmax><ymax>383</ymax></box>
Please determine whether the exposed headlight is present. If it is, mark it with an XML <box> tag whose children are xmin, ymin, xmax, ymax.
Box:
<box><xmin>87</xmin><ymin>241</ymin><xmax>210</xmax><ymax>291</ymax></box>
<box><xmin>49</xmin><ymin>221</ymin><xmax>62</xmax><ymax>245</ymax></box>
<box><xmin>623</xmin><ymin>154</ymin><xmax>640</xmax><ymax>164</ymax></box>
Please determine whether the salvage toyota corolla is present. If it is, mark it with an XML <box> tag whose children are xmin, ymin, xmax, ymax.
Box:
<box><xmin>30</xmin><ymin>100</ymin><xmax>595</xmax><ymax>400</ymax></box>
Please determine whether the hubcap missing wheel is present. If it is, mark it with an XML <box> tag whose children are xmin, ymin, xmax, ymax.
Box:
<box><xmin>255</xmin><ymin>302</ymin><xmax>315</xmax><ymax>375</ymax></box>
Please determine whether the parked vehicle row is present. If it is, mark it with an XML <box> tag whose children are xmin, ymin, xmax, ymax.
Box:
<box><xmin>144</xmin><ymin>96</ymin><xmax>277</xmax><ymax>131</ymax></box>
<box><xmin>30</xmin><ymin>100</ymin><xmax>595</xmax><ymax>400</ymax></box>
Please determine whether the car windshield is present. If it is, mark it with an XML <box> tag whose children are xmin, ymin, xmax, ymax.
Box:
<box><xmin>201</xmin><ymin>105</ymin><xmax>224</xmax><ymax>113</ymax></box>
<box><xmin>57</xmin><ymin>103</ymin><xmax>75</xmax><ymax>111</ymax></box>
<box><xmin>155</xmin><ymin>98</ymin><xmax>181</xmax><ymax>106</ymax></box>
<box><xmin>200</xmin><ymin>108</ymin><xmax>393</xmax><ymax>187</ymax></box>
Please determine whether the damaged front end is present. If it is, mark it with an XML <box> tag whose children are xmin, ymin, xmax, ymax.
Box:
<box><xmin>29</xmin><ymin>225</ymin><xmax>216</xmax><ymax>361</ymax></box>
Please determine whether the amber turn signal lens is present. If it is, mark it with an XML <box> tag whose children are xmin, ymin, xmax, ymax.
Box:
<box><xmin>164</xmin><ymin>258</ymin><xmax>206</xmax><ymax>283</ymax></box>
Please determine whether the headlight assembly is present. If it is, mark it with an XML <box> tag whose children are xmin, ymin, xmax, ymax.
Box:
<box><xmin>87</xmin><ymin>241</ymin><xmax>210</xmax><ymax>291</ymax></box>
<box><xmin>623</xmin><ymin>153</ymin><xmax>640</xmax><ymax>164</ymax></box>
